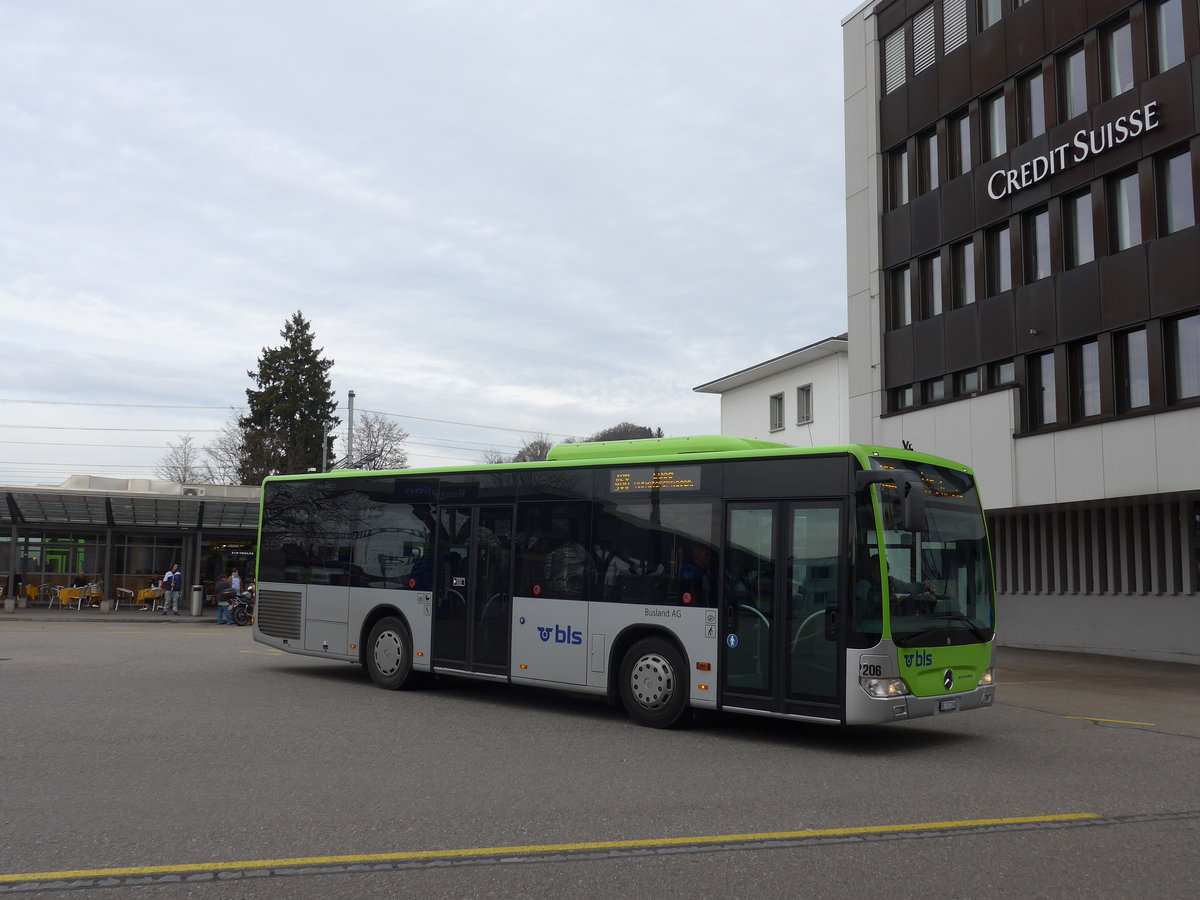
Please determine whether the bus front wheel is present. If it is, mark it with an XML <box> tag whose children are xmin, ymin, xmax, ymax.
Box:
<box><xmin>366</xmin><ymin>617</ymin><xmax>415</xmax><ymax>690</ymax></box>
<box><xmin>619</xmin><ymin>638</ymin><xmax>689</xmax><ymax>728</ymax></box>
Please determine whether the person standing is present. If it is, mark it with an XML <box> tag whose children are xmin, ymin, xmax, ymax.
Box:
<box><xmin>161</xmin><ymin>563</ymin><xmax>182</xmax><ymax>617</ymax></box>
<box><xmin>230</xmin><ymin>568</ymin><xmax>242</xmax><ymax>595</ymax></box>
<box><xmin>215</xmin><ymin>572</ymin><xmax>233</xmax><ymax>625</ymax></box>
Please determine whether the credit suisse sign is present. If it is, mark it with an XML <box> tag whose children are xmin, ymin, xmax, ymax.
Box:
<box><xmin>986</xmin><ymin>100</ymin><xmax>1160</xmax><ymax>200</ymax></box>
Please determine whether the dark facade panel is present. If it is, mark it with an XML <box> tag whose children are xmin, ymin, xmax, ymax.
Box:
<box><xmin>940</xmin><ymin>173</ymin><xmax>976</xmax><ymax>241</ymax></box>
<box><xmin>1054</xmin><ymin>264</ymin><xmax>1102</xmax><ymax>341</ymax></box>
<box><xmin>1141</xmin><ymin>65</ymin><xmax>1195</xmax><ymax>155</ymax></box>
<box><xmin>974</xmin><ymin>159</ymin><xmax>1011</xmax><ymax>226</ymax></box>
<box><xmin>1045</xmin><ymin>0</ymin><xmax>1088</xmax><ymax>48</ymax></box>
<box><xmin>1148</xmin><ymin>226</ymin><xmax>1200</xmax><ymax>316</ymax></box>
<box><xmin>938</xmin><ymin>45</ymin><xmax>973</xmax><ymax>115</ymax></box>
<box><xmin>883</xmin><ymin>326</ymin><xmax>915</xmax><ymax>389</ymax></box>
<box><xmin>1099</xmin><ymin>246</ymin><xmax>1150</xmax><ymax>330</ymax></box>
<box><xmin>881</xmin><ymin>205</ymin><xmax>912</xmax><ymax>268</ymax></box>
<box><xmin>912</xmin><ymin>316</ymin><xmax>946</xmax><ymax>381</ymax></box>
<box><xmin>1007</xmin><ymin>0</ymin><xmax>1047</xmax><ymax>72</ymax></box>
<box><xmin>979</xmin><ymin>293</ymin><xmax>1017</xmax><ymax>362</ymax></box>
<box><xmin>907</xmin><ymin>67</ymin><xmax>940</xmax><ymax>134</ymax></box>
<box><xmin>943</xmin><ymin>303</ymin><xmax>981</xmax><ymax>371</ymax></box>
<box><xmin>1002</xmin><ymin>134</ymin><xmax>1054</xmax><ymax>216</ymax></box>
<box><xmin>909</xmin><ymin>190</ymin><xmax>942</xmax><ymax>254</ymax></box>
<box><xmin>875</xmin><ymin>1</ymin><xmax>907</xmax><ymax>39</ymax></box>
<box><xmin>1015</xmin><ymin>278</ymin><xmax>1059</xmax><ymax>353</ymax></box>
<box><xmin>881</xmin><ymin>87</ymin><xmax>910</xmax><ymax>151</ymax></box>
<box><xmin>1086</xmin><ymin>0</ymin><xmax>1133</xmax><ymax>27</ymax></box>
<box><xmin>972</xmin><ymin>21</ymin><xmax>1008</xmax><ymax>97</ymax></box>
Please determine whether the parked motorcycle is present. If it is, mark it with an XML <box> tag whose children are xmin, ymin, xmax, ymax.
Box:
<box><xmin>230</xmin><ymin>589</ymin><xmax>255</xmax><ymax>627</ymax></box>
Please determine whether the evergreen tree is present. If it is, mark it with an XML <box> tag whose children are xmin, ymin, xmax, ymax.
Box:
<box><xmin>238</xmin><ymin>311</ymin><xmax>338</xmax><ymax>483</ymax></box>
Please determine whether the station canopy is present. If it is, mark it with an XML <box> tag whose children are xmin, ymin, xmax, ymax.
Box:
<box><xmin>2</xmin><ymin>490</ymin><xmax>260</xmax><ymax>531</ymax></box>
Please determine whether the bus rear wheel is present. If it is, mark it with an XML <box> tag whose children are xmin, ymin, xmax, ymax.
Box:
<box><xmin>366</xmin><ymin>617</ymin><xmax>415</xmax><ymax>690</ymax></box>
<box><xmin>619</xmin><ymin>637</ymin><xmax>689</xmax><ymax>728</ymax></box>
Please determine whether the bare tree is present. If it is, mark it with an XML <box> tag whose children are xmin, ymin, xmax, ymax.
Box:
<box><xmin>156</xmin><ymin>435</ymin><xmax>204</xmax><ymax>483</ymax></box>
<box><xmin>511</xmin><ymin>433</ymin><xmax>554</xmax><ymax>463</ymax></box>
<box><xmin>201</xmin><ymin>415</ymin><xmax>247</xmax><ymax>485</ymax></box>
<box><xmin>343</xmin><ymin>412</ymin><xmax>409</xmax><ymax>470</ymax></box>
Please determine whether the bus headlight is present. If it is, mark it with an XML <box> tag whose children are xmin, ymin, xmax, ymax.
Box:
<box><xmin>860</xmin><ymin>676</ymin><xmax>910</xmax><ymax>698</ymax></box>
<box><xmin>979</xmin><ymin>668</ymin><xmax>994</xmax><ymax>686</ymax></box>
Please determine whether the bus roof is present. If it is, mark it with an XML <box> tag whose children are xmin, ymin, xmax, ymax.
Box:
<box><xmin>260</xmin><ymin>437</ymin><xmax>974</xmax><ymax>484</ymax></box>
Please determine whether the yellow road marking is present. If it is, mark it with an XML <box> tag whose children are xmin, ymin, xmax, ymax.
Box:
<box><xmin>0</xmin><ymin>814</ymin><xmax>1099</xmax><ymax>883</ymax></box>
<box><xmin>1063</xmin><ymin>715</ymin><xmax>1156</xmax><ymax>727</ymax></box>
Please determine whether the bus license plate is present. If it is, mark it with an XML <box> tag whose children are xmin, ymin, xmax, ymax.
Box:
<box><xmin>939</xmin><ymin>699</ymin><xmax>958</xmax><ymax>713</ymax></box>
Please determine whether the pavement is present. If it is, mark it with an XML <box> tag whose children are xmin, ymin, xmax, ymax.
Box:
<box><xmin>1</xmin><ymin>600</ymin><xmax>239</xmax><ymax>624</ymax></box>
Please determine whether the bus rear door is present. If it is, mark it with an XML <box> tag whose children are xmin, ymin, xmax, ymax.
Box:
<box><xmin>431</xmin><ymin>505</ymin><xmax>514</xmax><ymax>675</ymax></box>
<box><xmin>720</xmin><ymin>501</ymin><xmax>845</xmax><ymax>721</ymax></box>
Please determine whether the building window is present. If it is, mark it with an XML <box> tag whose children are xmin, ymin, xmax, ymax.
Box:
<box><xmin>919</xmin><ymin>254</ymin><xmax>943</xmax><ymax>318</ymax></box>
<box><xmin>1065</xmin><ymin>190</ymin><xmax>1095</xmax><ymax>267</ymax></box>
<box><xmin>1150</xmin><ymin>0</ymin><xmax>1185</xmax><ymax>76</ymax></box>
<box><xmin>892</xmin><ymin>386</ymin><xmax>916</xmax><ymax>410</ymax></box>
<box><xmin>1167</xmin><ymin>312</ymin><xmax>1200</xmax><ymax>401</ymax></box>
<box><xmin>769</xmin><ymin>393</ymin><xmax>785</xmax><ymax>431</ymax></box>
<box><xmin>1115</xmin><ymin>328</ymin><xmax>1150</xmax><ymax>411</ymax></box>
<box><xmin>918</xmin><ymin>130</ymin><xmax>939</xmax><ymax>194</ymax></box>
<box><xmin>986</xmin><ymin>224</ymin><xmax>1012</xmax><ymax>295</ymax></box>
<box><xmin>890</xmin><ymin>266</ymin><xmax>912</xmax><ymax>327</ymax></box>
<box><xmin>884</xmin><ymin>27</ymin><xmax>907</xmax><ymax>94</ymax></box>
<box><xmin>955</xmin><ymin>369</ymin><xmax>980</xmax><ymax>396</ymax></box>
<box><xmin>889</xmin><ymin>146</ymin><xmax>909</xmax><ymax>209</ymax></box>
<box><xmin>1103</xmin><ymin>19</ymin><xmax>1134</xmax><ymax>100</ymax></box>
<box><xmin>982</xmin><ymin>92</ymin><xmax>1006</xmax><ymax>161</ymax></box>
<box><xmin>913</xmin><ymin>6</ymin><xmax>937</xmax><ymax>75</ymax></box>
<box><xmin>1070</xmin><ymin>340</ymin><xmax>1101</xmax><ymax>419</ymax></box>
<box><xmin>990</xmin><ymin>359</ymin><xmax>1016</xmax><ymax>386</ymax></box>
<box><xmin>944</xmin><ymin>0</ymin><xmax>969</xmax><ymax>54</ymax></box>
<box><xmin>1019</xmin><ymin>69</ymin><xmax>1046</xmax><ymax>141</ymax></box>
<box><xmin>1059</xmin><ymin>45</ymin><xmax>1087</xmax><ymax>121</ymax></box>
<box><xmin>923</xmin><ymin>378</ymin><xmax>945</xmax><ymax>403</ymax></box>
<box><xmin>1031</xmin><ymin>351</ymin><xmax>1057</xmax><ymax>426</ymax></box>
<box><xmin>979</xmin><ymin>0</ymin><xmax>1001</xmax><ymax>30</ymax></box>
<box><xmin>952</xmin><ymin>239</ymin><xmax>976</xmax><ymax>307</ymax></box>
<box><xmin>1024</xmin><ymin>207</ymin><xmax>1051</xmax><ymax>282</ymax></box>
<box><xmin>796</xmin><ymin>385</ymin><xmax>813</xmax><ymax>424</ymax></box>
<box><xmin>1110</xmin><ymin>170</ymin><xmax>1142</xmax><ymax>252</ymax></box>
<box><xmin>949</xmin><ymin>110</ymin><xmax>972</xmax><ymax>177</ymax></box>
<box><xmin>1159</xmin><ymin>148</ymin><xmax>1195</xmax><ymax>236</ymax></box>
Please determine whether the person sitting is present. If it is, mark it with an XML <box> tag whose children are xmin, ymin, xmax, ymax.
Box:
<box><xmin>72</xmin><ymin>574</ymin><xmax>89</xmax><ymax>589</ymax></box>
<box><xmin>888</xmin><ymin>575</ymin><xmax>939</xmax><ymax>615</ymax></box>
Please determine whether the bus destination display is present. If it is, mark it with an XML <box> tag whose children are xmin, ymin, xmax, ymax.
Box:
<box><xmin>610</xmin><ymin>466</ymin><xmax>701</xmax><ymax>493</ymax></box>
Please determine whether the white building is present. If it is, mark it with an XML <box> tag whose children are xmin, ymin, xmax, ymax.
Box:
<box><xmin>693</xmin><ymin>335</ymin><xmax>849</xmax><ymax>446</ymax></box>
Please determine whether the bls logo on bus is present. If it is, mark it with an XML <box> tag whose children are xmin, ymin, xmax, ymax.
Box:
<box><xmin>537</xmin><ymin>624</ymin><xmax>583</xmax><ymax>645</ymax></box>
<box><xmin>903</xmin><ymin>651</ymin><xmax>933</xmax><ymax>667</ymax></box>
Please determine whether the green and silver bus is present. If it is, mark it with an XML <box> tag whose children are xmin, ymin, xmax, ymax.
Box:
<box><xmin>252</xmin><ymin>437</ymin><xmax>995</xmax><ymax>727</ymax></box>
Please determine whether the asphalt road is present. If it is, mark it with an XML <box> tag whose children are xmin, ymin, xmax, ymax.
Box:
<box><xmin>1</xmin><ymin>620</ymin><xmax>1198</xmax><ymax>898</ymax></box>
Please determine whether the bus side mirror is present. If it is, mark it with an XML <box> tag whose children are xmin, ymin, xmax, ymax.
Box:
<box><xmin>897</xmin><ymin>473</ymin><xmax>926</xmax><ymax>532</ymax></box>
<box><xmin>856</xmin><ymin>468</ymin><xmax>927</xmax><ymax>533</ymax></box>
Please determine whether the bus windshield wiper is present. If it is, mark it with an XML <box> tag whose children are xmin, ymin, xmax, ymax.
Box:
<box><xmin>895</xmin><ymin>616</ymin><xmax>989</xmax><ymax>647</ymax></box>
<box><xmin>932</xmin><ymin>614</ymin><xmax>990</xmax><ymax>642</ymax></box>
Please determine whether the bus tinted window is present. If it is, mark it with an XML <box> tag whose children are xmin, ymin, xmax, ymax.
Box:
<box><xmin>515</xmin><ymin>502</ymin><xmax>594</xmax><ymax>601</ymax></box>
<box><xmin>260</xmin><ymin>479</ymin><xmax>435</xmax><ymax>590</ymax></box>
<box><xmin>593</xmin><ymin>499</ymin><xmax>718</xmax><ymax>606</ymax></box>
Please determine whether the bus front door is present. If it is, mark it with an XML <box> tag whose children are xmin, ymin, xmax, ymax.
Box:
<box><xmin>432</xmin><ymin>505</ymin><xmax>514</xmax><ymax>675</ymax></box>
<box><xmin>721</xmin><ymin>502</ymin><xmax>844</xmax><ymax>719</ymax></box>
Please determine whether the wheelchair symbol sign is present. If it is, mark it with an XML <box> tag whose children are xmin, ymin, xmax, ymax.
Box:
<box><xmin>726</xmin><ymin>634</ymin><xmax>739</xmax><ymax>649</ymax></box>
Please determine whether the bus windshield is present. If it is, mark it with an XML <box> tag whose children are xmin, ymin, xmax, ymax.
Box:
<box><xmin>873</xmin><ymin>458</ymin><xmax>995</xmax><ymax>648</ymax></box>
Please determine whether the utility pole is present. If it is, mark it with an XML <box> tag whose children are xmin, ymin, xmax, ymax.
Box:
<box><xmin>346</xmin><ymin>390</ymin><xmax>356</xmax><ymax>467</ymax></box>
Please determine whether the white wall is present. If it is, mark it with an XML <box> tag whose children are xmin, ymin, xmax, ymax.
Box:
<box><xmin>717</xmin><ymin>352</ymin><xmax>849</xmax><ymax>446</ymax></box>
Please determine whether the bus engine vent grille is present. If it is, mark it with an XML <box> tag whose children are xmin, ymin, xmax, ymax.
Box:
<box><xmin>257</xmin><ymin>589</ymin><xmax>302</xmax><ymax>640</ymax></box>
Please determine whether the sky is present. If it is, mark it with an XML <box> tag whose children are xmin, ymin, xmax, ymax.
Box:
<box><xmin>1</xmin><ymin>0</ymin><xmax>849</xmax><ymax>486</ymax></box>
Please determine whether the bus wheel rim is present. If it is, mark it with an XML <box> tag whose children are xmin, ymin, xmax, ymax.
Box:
<box><xmin>374</xmin><ymin>630</ymin><xmax>403</xmax><ymax>676</ymax></box>
<box><xmin>630</xmin><ymin>653</ymin><xmax>674</xmax><ymax>710</ymax></box>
